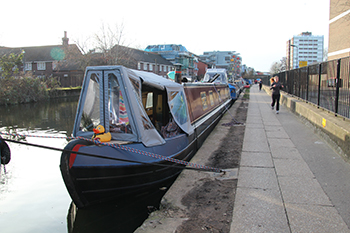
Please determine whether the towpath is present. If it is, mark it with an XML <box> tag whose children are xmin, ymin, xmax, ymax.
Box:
<box><xmin>230</xmin><ymin>84</ymin><xmax>350</xmax><ymax>232</ymax></box>
<box><xmin>136</xmin><ymin>84</ymin><xmax>350</xmax><ymax>233</ymax></box>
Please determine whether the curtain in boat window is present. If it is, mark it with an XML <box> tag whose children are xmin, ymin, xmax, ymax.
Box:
<box><xmin>108</xmin><ymin>74</ymin><xmax>132</xmax><ymax>134</ymax></box>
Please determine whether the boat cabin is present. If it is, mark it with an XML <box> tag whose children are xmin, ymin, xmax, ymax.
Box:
<box><xmin>73</xmin><ymin>66</ymin><xmax>193</xmax><ymax>147</ymax></box>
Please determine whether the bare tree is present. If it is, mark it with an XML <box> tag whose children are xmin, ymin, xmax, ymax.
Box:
<box><xmin>242</xmin><ymin>67</ymin><xmax>255</xmax><ymax>79</ymax></box>
<box><xmin>93</xmin><ymin>22</ymin><xmax>135</xmax><ymax>66</ymax></box>
<box><xmin>270</xmin><ymin>57</ymin><xmax>286</xmax><ymax>74</ymax></box>
<box><xmin>323</xmin><ymin>47</ymin><xmax>328</xmax><ymax>61</ymax></box>
<box><xmin>58</xmin><ymin>22</ymin><xmax>136</xmax><ymax>73</ymax></box>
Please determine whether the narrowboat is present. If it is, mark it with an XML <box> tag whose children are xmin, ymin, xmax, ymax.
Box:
<box><xmin>60</xmin><ymin>66</ymin><xmax>232</xmax><ymax>208</ymax></box>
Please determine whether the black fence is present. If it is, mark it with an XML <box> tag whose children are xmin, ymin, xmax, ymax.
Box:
<box><xmin>274</xmin><ymin>57</ymin><xmax>350</xmax><ymax>119</ymax></box>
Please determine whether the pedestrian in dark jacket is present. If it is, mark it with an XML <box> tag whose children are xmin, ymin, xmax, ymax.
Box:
<box><xmin>270</xmin><ymin>76</ymin><xmax>284</xmax><ymax>114</ymax></box>
<box><xmin>259</xmin><ymin>80</ymin><xmax>263</xmax><ymax>91</ymax></box>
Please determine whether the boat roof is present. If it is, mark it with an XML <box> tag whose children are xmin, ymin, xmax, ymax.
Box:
<box><xmin>76</xmin><ymin>66</ymin><xmax>194</xmax><ymax>147</ymax></box>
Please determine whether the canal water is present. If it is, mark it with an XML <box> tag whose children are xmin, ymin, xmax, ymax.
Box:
<box><xmin>0</xmin><ymin>97</ymin><xmax>163</xmax><ymax>233</ymax></box>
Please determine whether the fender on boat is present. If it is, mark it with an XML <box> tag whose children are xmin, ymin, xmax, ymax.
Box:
<box><xmin>0</xmin><ymin>138</ymin><xmax>11</xmax><ymax>165</ymax></box>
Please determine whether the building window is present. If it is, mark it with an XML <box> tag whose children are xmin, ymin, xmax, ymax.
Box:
<box><xmin>144</xmin><ymin>63</ymin><xmax>148</xmax><ymax>71</ymax></box>
<box><xmin>138</xmin><ymin>62</ymin><xmax>141</xmax><ymax>69</ymax></box>
<box><xmin>150</xmin><ymin>64</ymin><xmax>153</xmax><ymax>71</ymax></box>
<box><xmin>25</xmin><ymin>62</ymin><xmax>32</xmax><ymax>71</ymax></box>
<box><xmin>37</xmin><ymin>62</ymin><xmax>46</xmax><ymax>70</ymax></box>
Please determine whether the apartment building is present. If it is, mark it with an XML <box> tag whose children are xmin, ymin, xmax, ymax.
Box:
<box><xmin>199</xmin><ymin>51</ymin><xmax>242</xmax><ymax>80</ymax></box>
<box><xmin>286</xmin><ymin>32</ymin><xmax>324</xmax><ymax>69</ymax></box>
<box><xmin>328</xmin><ymin>0</ymin><xmax>350</xmax><ymax>60</ymax></box>
<box><xmin>144</xmin><ymin>44</ymin><xmax>196</xmax><ymax>79</ymax></box>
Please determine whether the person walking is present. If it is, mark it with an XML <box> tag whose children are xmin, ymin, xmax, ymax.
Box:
<box><xmin>259</xmin><ymin>80</ymin><xmax>263</xmax><ymax>91</ymax></box>
<box><xmin>270</xmin><ymin>76</ymin><xmax>283</xmax><ymax>114</ymax></box>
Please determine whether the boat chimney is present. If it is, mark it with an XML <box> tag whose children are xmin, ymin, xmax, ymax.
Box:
<box><xmin>174</xmin><ymin>63</ymin><xmax>182</xmax><ymax>84</ymax></box>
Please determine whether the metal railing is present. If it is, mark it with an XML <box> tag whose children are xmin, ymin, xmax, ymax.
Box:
<box><xmin>274</xmin><ymin>57</ymin><xmax>350</xmax><ymax>119</ymax></box>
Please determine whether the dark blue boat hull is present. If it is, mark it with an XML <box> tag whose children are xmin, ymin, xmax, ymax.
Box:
<box><xmin>60</xmin><ymin>133</ymin><xmax>197</xmax><ymax>208</ymax></box>
<box><xmin>60</xmin><ymin>99</ymin><xmax>231</xmax><ymax>208</ymax></box>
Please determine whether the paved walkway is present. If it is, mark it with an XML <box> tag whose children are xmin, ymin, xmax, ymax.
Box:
<box><xmin>230</xmin><ymin>85</ymin><xmax>350</xmax><ymax>232</ymax></box>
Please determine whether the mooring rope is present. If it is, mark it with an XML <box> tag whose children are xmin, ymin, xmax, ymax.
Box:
<box><xmin>0</xmin><ymin>132</ymin><xmax>224</xmax><ymax>173</ymax></box>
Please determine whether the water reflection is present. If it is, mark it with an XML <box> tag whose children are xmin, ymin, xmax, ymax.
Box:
<box><xmin>67</xmin><ymin>189</ymin><xmax>166</xmax><ymax>233</ymax></box>
<box><xmin>0</xmin><ymin>97</ymin><xmax>77</xmax><ymax>233</ymax></box>
<box><xmin>0</xmin><ymin>130</ymin><xmax>71</xmax><ymax>233</ymax></box>
<box><xmin>0</xmin><ymin>97</ymin><xmax>79</xmax><ymax>136</ymax></box>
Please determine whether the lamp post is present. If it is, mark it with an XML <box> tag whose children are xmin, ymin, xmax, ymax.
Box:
<box><xmin>291</xmin><ymin>44</ymin><xmax>298</xmax><ymax>69</ymax></box>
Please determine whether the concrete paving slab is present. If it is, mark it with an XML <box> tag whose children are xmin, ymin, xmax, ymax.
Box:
<box><xmin>246</xmin><ymin>116</ymin><xmax>263</xmax><ymax>124</ymax></box>
<box><xmin>245</xmin><ymin>123</ymin><xmax>264</xmax><ymax>129</ymax></box>
<box><xmin>278</xmin><ymin>176</ymin><xmax>333</xmax><ymax>205</ymax></box>
<box><xmin>242</xmin><ymin>139</ymin><xmax>270</xmax><ymax>153</ymax></box>
<box><xmin>237</xmin><ymin>167</ymin><xmax>279</xmax><ymax>190</ymax></box>
<box><xmin>244</xmin><ymin>128</ymin><xmax>267</xmax><ymax>143</ymax></box>
<box><xmin>262</xmin><ymin>119</ymin><xmax>281</xmax><ymax>126</ymax></box>
<box><xmin>230</xmin><ymin>188</ymin><xmax>290</xmax><ymax>233</ymax></box>
<box><xmin>268</xmin><ymin>138</ymin><xmax>296</xmax><ymax>148</ymax></box>
<box><xmin>285</xmin><ymin>203</ymin><xmax>350</xmax><ymax>233</ymax></box>
<box><xmin>247</xmin><ymin>107</ymin><xmax>260</xmax><ymax>114</ymax></box>
<box><xmin>265</xmin><ymin>128</ymin><xmax>290</xmax><ymax>139</ymax></box>
<box><xmin>240</xmin><ymin>151</ymin><xmax>273</xmax><ymax>167</ymax></box>
<box><xmin>274</xmin><ymin>158</ymin><xmax>315</xmax><ymax>177</ymax></box>
<box><xmin>270</xmin><ymin>146</ymin><xmax>302</xmax><ymax>159</ymax></box>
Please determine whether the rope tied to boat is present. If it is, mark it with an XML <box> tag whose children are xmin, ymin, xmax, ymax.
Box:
<box><xmin>0</xmin><ymin>132</ymin><xmax>224</xmax><ymax>173</ymax></box>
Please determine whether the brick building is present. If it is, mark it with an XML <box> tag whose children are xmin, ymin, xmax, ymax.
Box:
<box><xmin>0</xmin><ymin>32</ymin><xmax>84</xmax><ymax>87</ymax></box>
<box><xmin>328</xmin><ymin>0</ymin><xmax>350</xmax><ymax>60</ymax></box>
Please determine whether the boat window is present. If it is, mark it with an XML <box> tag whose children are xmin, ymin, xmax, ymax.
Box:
<box><xmin>145</xmin><ymin>92</ymin><xmax>153</xmax><ymax>109</ymax></box>
<box><xmin>142</xmin><ymin>90</ymin><xmax>166</xmax><ymax>132</ymax></box>
<box><xmin>168</xmin><ymin>91</ymin><xmax>189</xmax><ymax>125</ymax></box>
<box><xmin>80</xmin><ymin>73</ymin><xmax>101</xmax><ymax>132</ymax></box>
<box><xmin>108</xmin><ymin>73</ymin><xmax>132</xmax><ymax>134</ymax></box>
<box><xmin>209</xmin><ymin>91</ymin><xmax>214</xmax><ymax>106</ymax></box>
<box><xmin>200</xmin><ymin>91</ymin><xmax>208</xmax><ymax>110</ymax></box>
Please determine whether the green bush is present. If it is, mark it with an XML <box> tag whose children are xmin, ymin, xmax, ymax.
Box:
<box><xmin>0</xmin><ymin>74</ymin><xmax>49</xmax><ymax>105</ymax></box>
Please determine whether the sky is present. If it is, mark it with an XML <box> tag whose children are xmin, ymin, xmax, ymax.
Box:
<box><xmin>0</xmin><ymin>0</ymin><xmax>330</xmax><ymax>72</ymax></box>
